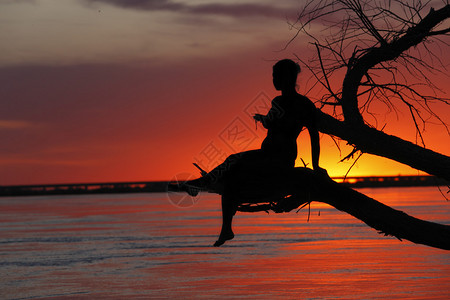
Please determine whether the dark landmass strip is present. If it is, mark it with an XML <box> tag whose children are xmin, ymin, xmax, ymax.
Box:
<box><xmin>0</xmin><ymin>175</ymin><xmax>448</xmax><ymax>197</ymax></box>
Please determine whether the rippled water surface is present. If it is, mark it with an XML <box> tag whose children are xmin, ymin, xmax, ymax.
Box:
<box><xmin>0</xmin><ymin>187</ymin><xmax>449</xmax><ymax>299</ymax></box>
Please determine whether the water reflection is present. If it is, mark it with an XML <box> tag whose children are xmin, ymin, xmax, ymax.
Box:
<box><xmin>0</xmin><ymin>187</ymin><xmax>448</xmax><ymax>299</ymax></box>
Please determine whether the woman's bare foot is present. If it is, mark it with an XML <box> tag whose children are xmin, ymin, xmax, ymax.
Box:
<box><xmin>213</xmin><ymin>230</ymin><xmax>234</xmax><ymax>247</ymax></box>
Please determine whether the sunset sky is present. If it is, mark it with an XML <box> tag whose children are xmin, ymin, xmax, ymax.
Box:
<box><xmin>1</xmin><ymin>0</ymin><xmax>449</xmax><ymax>185</ymax></box>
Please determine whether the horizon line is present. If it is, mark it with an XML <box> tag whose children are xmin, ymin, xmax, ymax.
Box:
<box><xmin>0</xmin><ymin>174</ymin><xmax>443</xmax><ymax>188</ymax></box>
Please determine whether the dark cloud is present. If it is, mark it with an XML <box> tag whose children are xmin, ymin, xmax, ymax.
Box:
<box><xmin>95</xmin><ymin>0</ymin><xmax>185</xmax><ymax>11</ymax></box>
<box><xmin>0</xmin><ymin>0</ymin><xmax>36</xmax><ymax>4</ymax></box>
<box><xmin>86</xmin><ymin>0</ymin><xmax>291</xmax><ymax>19</ymax></box>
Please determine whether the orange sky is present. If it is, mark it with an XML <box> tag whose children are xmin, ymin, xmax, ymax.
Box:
<box><xmin>0</xmin><ymin>0</ymin><xmax>448</xmax><ymax>185</ymax></box>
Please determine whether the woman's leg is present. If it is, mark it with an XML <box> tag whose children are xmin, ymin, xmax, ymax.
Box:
<box><xmin>214</xmin><ymin>192</ymin><xmax>236</xmax><ymax>247</ymax></box>
<box><xmin>185</xmin><ymin>150</ymin><xmax>261</xmax><ymax>189</ymax></box>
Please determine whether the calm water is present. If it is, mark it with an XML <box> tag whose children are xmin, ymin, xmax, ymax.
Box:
<box><xmin>0</xmin><ymin>187</ymin><xmax>449</xmax><ymax>299</ymax></box>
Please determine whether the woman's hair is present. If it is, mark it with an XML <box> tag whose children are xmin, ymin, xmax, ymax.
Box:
<box><xmin>273</xmin><ymin>59</ymin><xmax>301</xmax><ymax>88</ymax></box>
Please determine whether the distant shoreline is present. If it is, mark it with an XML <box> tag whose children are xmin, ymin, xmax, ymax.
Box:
<box><xmin>0</xmin><ymin>175</ymin><xmax>448</xmax><ymax>197</ymax></box>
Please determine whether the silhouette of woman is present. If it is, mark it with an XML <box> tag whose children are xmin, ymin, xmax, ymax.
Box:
<box><xmin>173</xmin><ymin>59</ymin><xmax>327</xmax><ymax>246</ymax></box>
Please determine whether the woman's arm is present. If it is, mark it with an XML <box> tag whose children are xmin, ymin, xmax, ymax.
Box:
<box><xmin>308</xmin><ymin>125</ymin><xmax>328</xmax><ymax>176</ymax></box>
<box><xmin>306</xmin><ymin>104</ymin><xmax>329</xmax><ymax>176</ymax></box>
<box><xmin>253</xmin><ymin>98</ymin><xmax>283</xmax><ymax>129</ymax></box>
<box><xmin>308</xmin><ymin>125</ymin><xmax>321</xmax><ymax>170</ymax></box>
<box><xmin>253</xmin><ymin>113</ymin><xmax>271</xmax><ymax>129</ymax></box>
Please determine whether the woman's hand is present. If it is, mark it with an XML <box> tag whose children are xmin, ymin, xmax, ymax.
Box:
<box><xmin>253</xmin><ymin>114</ymin><xmax>264</xmax><ymax>122</ymax></box>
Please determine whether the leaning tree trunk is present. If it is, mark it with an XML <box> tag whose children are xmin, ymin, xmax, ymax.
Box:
<box><xmin>220</xmin><ymin>167</ymin><xmax>450</xmax><ymax>250</ymax></box>
<box><xmin>316</xmin><ymin>110</ymin><xmax>450</xmax><ymax>181</ymax></box>
<box><xmin>314</xmin><ymin>174</ymin><xmax>450</xmax><ymax>250</ymax></box>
